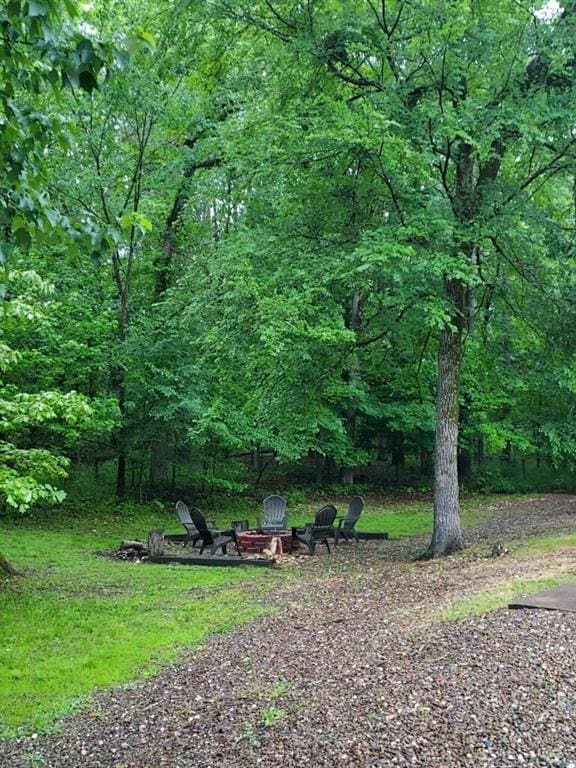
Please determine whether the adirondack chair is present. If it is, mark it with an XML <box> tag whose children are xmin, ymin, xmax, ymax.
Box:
<box><xmin>175</xmin><ymin>501</ymin><xmax>216</xmax><ymax>548</ymax></box>
<box><xmin>334</xmin><ymin>495</ymin><xmax>365</xmax><ymax>545</ymax></box>
<box><xmin>189</xmin><ymin>507</ymin><xmax>237</xmax><ymax>556</ymax></box>
<box><xmin>176</xmin><ymin>500</ymin><xmax>201</xmax><ymax>547</ymax></box>
<box><xmin>260</xmin><ymin>495</ymin><xmax>288</xmax><ymax>533</ymax></box>
<box><xmin>293</xmin><ymin>504</ymin><xmax>337</xmax><ymax>554</ymax></box>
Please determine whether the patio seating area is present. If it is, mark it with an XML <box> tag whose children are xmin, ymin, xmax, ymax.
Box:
<box><xmin>171</xmin><ymin>494</ymin><xmax>372</xmax><ymax>560</ymax></box>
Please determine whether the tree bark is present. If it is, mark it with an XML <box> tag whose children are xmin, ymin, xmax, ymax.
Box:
<box><xmin>147</xmin><ymin>529</ymin><xmax>165</xmax><ymax>557</ymax></box>
<box><xmin>340</xmin><ymin>292</ymin><xmax>362</xmax><ymax>484</ymax></box>
<box><xmin>114</xmin><ymin>375</ymin><xmax>127</xmax><ymax>497</ymax></box>
<box><xmin>430</xmin><ymin>279</ymin><xmax>465</xmax><ymax>557</ymax></box>
<box><xmin>149</xmin><ymin>437</ymin><xmax>169</xmax><ymax>486</ymax></box>
<box><xmin>116</xmin><ymin>454</ymin><xmax>126</xmax><ymax>497</ymax></box>
<box><xmin>155</xmin><ymin>154</ymin><xmax>221</xmax><ymax>296</ymax></box>
<box><xmin>251</xmin><ymin>448</ymin><xmax>261</xmax><ymax>472</ymax></box>
<box><xmin>311</xmin><ymin>450</ymin><xmax>325</xmax><ymax>484</ymax></box>
<box><xmin>429</xmin><ymin>136</ymin><xmax>476</xmax><ymax>556</ymax></box>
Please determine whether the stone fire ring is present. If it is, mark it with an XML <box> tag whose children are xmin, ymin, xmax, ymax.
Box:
<box><xmin>236</xmin><ymin>530</ymin><xmax>297</xmax><ymax>554</ymax></box>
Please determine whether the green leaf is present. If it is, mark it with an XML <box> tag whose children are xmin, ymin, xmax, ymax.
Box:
<box><xmin>13</xmin><ymin>228</ymin><xmax>32</xmax><ymax>250</ymax></box>
<box><xmin>119</xmin><ymin>212</ymin><xmax>133</xmax><ymax>231</ymax></box>
<box><xmin>62</xmin><ymin>0</ymin><xmax>78</xmax><ymax>16</ymax></box>
<box><xmin>76</xmin><ymin>40</ymin><xmax>95</xmax><ymax>65</ymax></box>
<box><xmin>133</xmin><ymin>212</ymin><xmax>153</xmax><ymax>232</ymax></box>
<box><xmin>135</xmin><ymin>26</ymin><xmax>157</xmax><ymax>50</ymax></box>
<box><xmin>119</xmin><ymin>212</ymin><xmax>152</xmax><ymax>234</ymax></box>
<box><xmin>27</xmin><ymin>0</ymin><xmax>48</xmax><ymax>17</ymax></box>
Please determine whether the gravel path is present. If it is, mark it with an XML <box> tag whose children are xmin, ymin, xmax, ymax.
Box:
<box><xmin>466</xmin><ymin>495</ymin><xmax>576</xmax><ymax>544</ymax></box>
<box><xmin>2</xmin><ymin>496</ymin><xmax>576</xmax><ymax>768</ymax></box>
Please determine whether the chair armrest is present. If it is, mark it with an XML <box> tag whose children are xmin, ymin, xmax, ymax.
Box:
<box><xmin>292</xmin><ymin>523</ymin><xmax>311</xmax><ymax>534</ymax></box>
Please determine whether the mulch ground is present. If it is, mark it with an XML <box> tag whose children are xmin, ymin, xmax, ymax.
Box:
<box><xmin>2</xmin><ymin>495</ymin><xmax>576</xmax><ymax>768</ymax></box>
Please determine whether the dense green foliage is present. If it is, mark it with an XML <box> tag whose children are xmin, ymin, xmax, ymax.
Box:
<box><xmin>2</xmin><ymin>0</ymin><xmax>576</xmax><ymax>552</ymax></box>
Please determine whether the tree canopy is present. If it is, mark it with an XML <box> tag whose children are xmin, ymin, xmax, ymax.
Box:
<box><xmin>2</xmin><ymin>0</ymin><xmax>576</xmax><ymax>560</ymax></box>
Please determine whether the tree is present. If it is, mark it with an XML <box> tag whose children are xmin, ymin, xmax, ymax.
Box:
<box><xmin>0</xmin><ymin>0</ymin><xmax>139</xmax><ymax>575</ymax></box>
<box><xmin>215</xmin><ymin>0</ymin><xmax>576</xmax><ymax>554</ymax></box>
<box><xmin>1</xmin><ymin>268</ymin><xmax>99</xmax><ymax>510</ymax></box>
<box><xmin>5</xmin><ymin>0</ymin><xmax>576</xmax><ymax>567</ymax></box>
<box><xmin>43</xmin><ymin>0</ymin><xmax>240</xmax><ymax>495</ymax></box>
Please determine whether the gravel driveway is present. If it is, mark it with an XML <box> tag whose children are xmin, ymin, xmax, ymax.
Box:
<box><xmin>2</xmin><ymin>496</ymin><xmax>576</xmax><ymax>768</ymax></box>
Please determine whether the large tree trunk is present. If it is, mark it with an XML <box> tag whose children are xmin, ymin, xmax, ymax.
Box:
<box><xmin>116</xmin><ymin>454</ymin><xmax>126</xmax><ymax>497</ymax></box>
<box><xmin>429</xmin><ymin>280</ymin><xmax>465</xmax><ymax>557</ymax></box>
<box><xmin>311</xmin><ymin>450</ymin><xmax>325</xmax><ymax>485</ymax></box>
<box><xmin>114</xmin><ymin>375</ymin><xmax>127</xmax><ymax>497</ymax></box>
<box><xmin>340</xmin><ymin>404</ymin><xmax>356</xmax><ymax>485</ymax></box>
<box><xmin>149</xmin><ymin>437</ymin><xmax>169</xmax><ymax>486</ymax></box>
<box><xmin>340</xmin><ymin>292</ymin><xmax>362</xmax><ymax>484</ymax></box>
<box><xmin>429</xmin><ymin>138</ymin><xmax>477</xmax><ymax>557</ymax></box>
<box><xmin>155</xmin><ymin>151</ymin><xmax>221</xmax><ymax>296</ymax></box>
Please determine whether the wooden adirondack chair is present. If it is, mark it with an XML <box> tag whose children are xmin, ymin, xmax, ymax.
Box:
<box><xmin>175</xmin><ymin>500</ymin><xmax>201</xmax><ymax>547</ymax></box>
<box><xmin>334</xmin><ymin>495</ymin><xmax>365</xmax><ymax>545</ymax></box>
<box><xmin>293</xmin><ymin>504</ymin><xmax>337</xmax><ymax>554</ymax></box>
<box><xmin>189</xmin><ymin>507</ymin><xmax>237</xmax><ymax>556</ymax></box>
<box><xmin>260</xmin><ymin>495</ymin><xmax>288</xmax><ymax>533</ymax></box>
<box><xmin>176</xmin><ymin>501</ymin><xmax>217</xmax><ymax>548</ymax></box>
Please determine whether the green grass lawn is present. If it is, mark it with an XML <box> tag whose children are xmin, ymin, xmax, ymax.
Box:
<box><xmin>290</xmin><ymin>494</ymin><xmax>502</xmax><ymax>538</ymax></box>
<box><xmin>0</xmin><ymin>508</ymin><xmax>279</xmax><ymax>736</ymax></box>
<box><xmin>438</xmin><ymin>528</ymin><xmax>576</xmax><ymax>621</ymax></box>
<box><xmin>514</xmin><ymin>530</ymin><xmax>576</xmax><ymax>554</ymax></box>
<box><xmin>439</xmin><ymin>574</ymin><xmax>572</xmax><ymax>620</ymax></box>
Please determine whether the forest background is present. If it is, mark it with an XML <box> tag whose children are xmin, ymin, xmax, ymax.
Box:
<box><xmin>2</xmin><ymin>0</ymin><xmax>576</xmax><ymax>560</ymax></box>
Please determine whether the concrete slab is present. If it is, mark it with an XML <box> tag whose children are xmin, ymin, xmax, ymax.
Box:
<box><xmin>509</xmin><ymin>581</ymin><xmax>576</xmax><ymax>613</ymax></box>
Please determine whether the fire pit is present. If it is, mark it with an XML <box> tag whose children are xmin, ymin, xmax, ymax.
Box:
<box><xmin>236</xmin><ymin>530</ymin><xmax>297</xmax><ymax>554</ymax></box>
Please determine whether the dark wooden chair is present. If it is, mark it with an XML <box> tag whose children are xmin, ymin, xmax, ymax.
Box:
<box><xmin>176</xmin><ymin>501</ymin><xmax>218</xmax><ymax>548</ymax></box>
<box><xmin>189</xmin><ymin>507</ymin><xmax>237</xmax><ymax>556</ymax></box>
<box><xmin>334</xmin><ymin>495</ymin><xmax>364</xmax><ymax>545</ymax></box>
<box><xmin>175</xmin><ymin>500</ymin><xmax>200</xmax><ymax>547</ymax></box>
<box><xmin>260</xmin><ymin>495</ymin><xmax>288</xmax><ymax>533</ymax></box>
<box><xmin>293</xmin><ymin>504</ymin><xmax>337</xmax><ymax>554</ymax></box>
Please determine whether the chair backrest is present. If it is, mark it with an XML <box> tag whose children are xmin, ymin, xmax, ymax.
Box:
<box><xmin>189</xmin><ymin>507</ymin><xmax>214</xmax><ymax>543</ymax></box>
<box><xmin>345</xmin><ymin>495</ymin><xmax>364</xmax><ymax>523</ymax></box>
<box><xmin>231</xmin><ymin>519</ymin><xmax>249</xmax><ymax>532</ymax></box>
<box><xmin>262</xmin><ymin>495</ymin><xmax>288</xmax><ymax>526</ymax></box>
<box><xmin>176</xmin><ymin>500</ymin><xmax>193</xmax><ymax>526</ymax></box>
<box><xmin>314</xmin><ymin>504</ymin><xmax>337</xmax><ymax>527</ymax></box>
